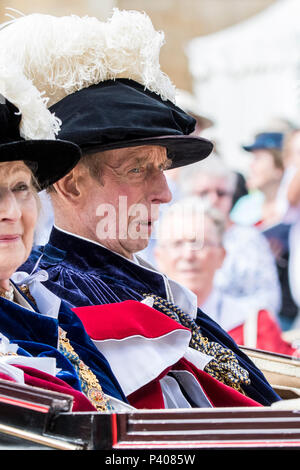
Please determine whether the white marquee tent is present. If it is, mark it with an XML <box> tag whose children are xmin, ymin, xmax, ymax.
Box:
<box><xmin>186</xmin><ymin>0</ymin><xmax>300</xmax><ymax>171</ymax></box>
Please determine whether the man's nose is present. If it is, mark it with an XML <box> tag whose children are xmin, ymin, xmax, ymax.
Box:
<box><xmin>181</xmin><ymin>242</ymin><xmax>197</xmax><ymax>260</ymax></box>
<box><xmin>150</xmin><ymin>171</ymin><xmax>172</xmax><ymax>204</ymax></box>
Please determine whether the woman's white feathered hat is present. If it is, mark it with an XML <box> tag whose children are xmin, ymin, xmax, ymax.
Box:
<box><xmin>0</xmin><ymin>9</ymin><xmax>213</xmax><ymax>168</ymax></box>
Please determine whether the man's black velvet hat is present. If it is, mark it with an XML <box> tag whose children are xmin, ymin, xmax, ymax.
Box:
<box><xmin>0</xmin><ymin>99</ymin><xmax>81</xmax><ymax>189</ymax></box>
<box><xmin>50</xmin><ymin>79</ymin><xmax>213</xmax><ymax>169</ymax></box>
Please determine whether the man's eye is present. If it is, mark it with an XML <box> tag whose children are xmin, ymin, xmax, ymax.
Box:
<box><xmin>129</xmin><ymin>167</ymin><xmax>144</xmax><ymax>174</ymax></box>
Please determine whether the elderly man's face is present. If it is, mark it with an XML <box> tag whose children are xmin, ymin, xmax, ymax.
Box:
<box><xmin>189</xmin><ymin>174</ymin><xmax>233</xmax><ymax>218</ymax></box>
<box><xmin>155</xmin><ymin>214</ymin><xmax>225</xmax><ymax>304</ymax></box>
<box><xmin>74</xmin><ymin>145</ymin><xmax>172</xmax><ymax>258</ymax></box>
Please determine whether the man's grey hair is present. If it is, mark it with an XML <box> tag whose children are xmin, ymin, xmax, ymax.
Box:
<box><xmin>178</xmin><ymin>154</ymin><xmax>237</xmax><ymax>195</ymax></box>
<box><xmin>46</xmin><ymin>151</ymin><xmax>106</xmax><ymax>193</ymax></box>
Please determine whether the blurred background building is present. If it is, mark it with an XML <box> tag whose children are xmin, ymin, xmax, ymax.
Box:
<box><xmin>0</xmin><ymin>0</ymin><xmax>276</xmax><ymax>91</ymax></box>
<box><xmin>2</xmin><ymin>0</ymin><xmax>298</xmax><ymax>171</ymax></box>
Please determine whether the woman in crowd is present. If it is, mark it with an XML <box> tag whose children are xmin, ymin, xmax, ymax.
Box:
<box><xmin>232</xmin><ymin>132</ymin><xmax>284</xmax><ymax>226</ymax></box>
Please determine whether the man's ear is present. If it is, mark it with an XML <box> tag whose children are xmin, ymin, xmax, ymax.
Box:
<box><xmin>52</xmin><ymin>169</ymin><xmax>81</xmax><ymax>204</ymax></box>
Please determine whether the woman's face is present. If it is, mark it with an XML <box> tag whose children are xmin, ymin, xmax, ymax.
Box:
<box><xmin>0</xmin><ymin>161</ymin><xmax>38</xmax><ymax>282</ymax></box>
<box><xmin>247</xmin><ymin>150</ymin><xmax>283</xmax><ymax>191</ymax></box>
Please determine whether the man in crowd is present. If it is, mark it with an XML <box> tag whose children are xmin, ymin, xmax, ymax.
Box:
<box><xmin>0</xmin><ymin>10</ymin><xmax>280</xmax><ymax>405</ymax></box>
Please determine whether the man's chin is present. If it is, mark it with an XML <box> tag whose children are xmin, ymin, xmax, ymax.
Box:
<box><xmin>177</xmin><ymin>271</ymin><xmax>201</xmax><ymax>284</ymax></box>
<box><xmin>128</xmin><ymin>237</ymin><xmax>151</xmax><ymax>255</ymax></box>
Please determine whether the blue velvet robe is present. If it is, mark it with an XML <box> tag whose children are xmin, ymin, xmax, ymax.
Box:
<box><xmin>0</xmin><ymin>286</ymin><xmax>127</xmax><ymax>402</ymax></box>
<box><xmin>21</xmin><ymin>226</ymin><xmax>281</xmax><ymax>406</ymax></box>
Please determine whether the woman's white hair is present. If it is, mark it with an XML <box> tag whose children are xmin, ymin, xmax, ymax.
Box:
<box><xmin>178</xmin><ymin>154</ymin><xmax>237</xmax><ymax>195</ymax></box>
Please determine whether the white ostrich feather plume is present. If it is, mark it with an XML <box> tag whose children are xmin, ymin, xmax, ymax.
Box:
<box><xmin>0</xmin><ymin>9</ymin><xmax>176</xmax><ymax>107</ymax></box>
<box><xmin>0</xmin><ymin>59</ymin><xmax>61</xmax><ymax>140</ymax></box>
